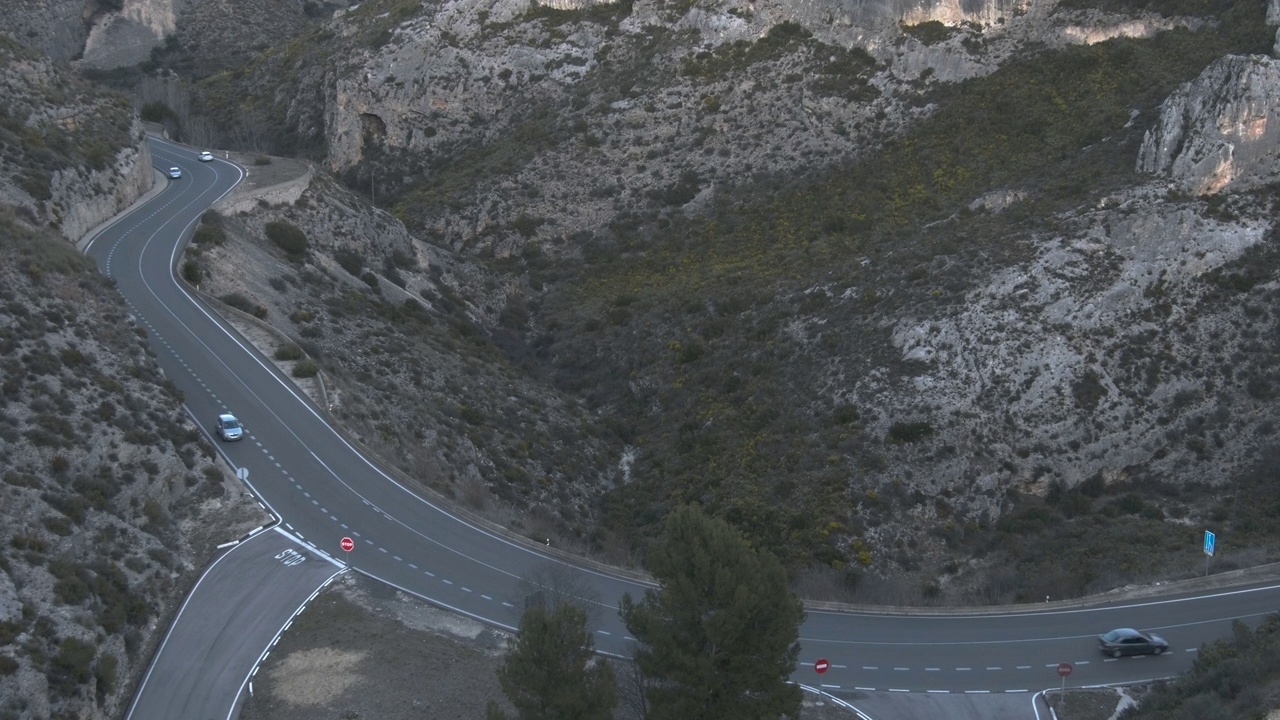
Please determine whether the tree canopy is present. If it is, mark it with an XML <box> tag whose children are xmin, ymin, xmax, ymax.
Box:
<box><xmin>621</xmin><ymin>504</ymin><xmax>805</xmax><ymax>720</ymax></box>
<box><xmin>488</xmin><ymin>601</ymin><xmax>617</xmax><ymax>720</ymax></box>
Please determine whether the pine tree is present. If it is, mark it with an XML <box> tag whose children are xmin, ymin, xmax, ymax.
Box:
<box><xmin>487</xmin><ymin>602</ymin><xmax>617</xmax><ymax>720</ymax></box>
<box><xmin>620</xmin><ymin>504</ymin><xmax>805</xmax><ymax>720</ymax></box>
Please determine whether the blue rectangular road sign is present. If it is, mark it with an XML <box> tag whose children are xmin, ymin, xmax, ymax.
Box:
<box><xmin>1204</xmin><ymin>530</ymin><xmax>1216</xmax><ymax>557</ymax></box>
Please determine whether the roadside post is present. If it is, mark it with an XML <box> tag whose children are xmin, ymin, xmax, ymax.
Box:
<box><xmin>1204</xmin><ymin>530</ymin><xmax>1215</xmax><ymax>576</ymax></box>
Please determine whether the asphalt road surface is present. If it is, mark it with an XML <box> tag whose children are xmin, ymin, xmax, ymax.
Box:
<box><xmin>88</xmin><ymin>137</ymin><xmax>1280</xmax><ymax>718</ymax></box>
<box><xmin>125</xmin><ymin>528</ymin><xmax>343</xmax><ymax>720</ymax></box>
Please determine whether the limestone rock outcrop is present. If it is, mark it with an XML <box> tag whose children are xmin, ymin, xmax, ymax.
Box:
<box><xmin>80</xmin><ymin>0</ymin><xmax>181</xmax><ymax>70</ymax></box>
<box><xmin>1138</xmin><ymin>54</ymin><xmax>1280</xmax><ymax>195</ymax></box>
<box><xmin>52</xmin><ymin>135</ymin><xmax>154</xmax><ymax>242</ymax></box>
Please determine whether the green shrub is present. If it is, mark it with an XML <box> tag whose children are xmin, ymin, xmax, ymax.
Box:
<box><xmin>49</xmin><ymin>454</ymin><xmax>70</xmax><ymax>474</ymax></box>
<box><xmin>141</xmin><ymin>498</ymin><xmax>167</xmax><ymax>526</ymax></box>
<box><xmin>192</xmin><ymin>224</ymin><xmax>225</xmax><ymax>246</ymax></box>
<box><xmin>832</xmin><ymin>404</ymin><xmax>860</xmax><ymax>425</ymax></box>
<box><xmin>885</xmin><ymin>422</ymin><xmax>935</xmax><ymax>445</ymax></box>
<box><xmin>43</xmin><ymin>516</ymin><xmax>73</xmax><ymax>537</ymax></box>
<box><xmin>95</xmin><ymin>653</ymin><xmax>118</xmax><ymax>701</ymax></box>
<box><xmin>219</xmin><ymin>292</ymin><xmax>268</xmax><ymax>318</ymax></box>
<box><xmin>458</xmin><ymin>404</ymin><xmax>484</xmax><ymax>425</ymax></box>
<box><xmin>901</xmin><ymin>20</ymin><xmax>957</xmax><ymax>46</ymax></box>
<box><xmin>139</xmin><ymin>101</ymin><xmax>176</xmax><ymax>123</ymax></box>
<box><xmin>181</xmin><ymin>259</ymin><xmax>201</xmax><ymax>284</ymax></box>
<box><xmin>291</xmin><ymin>359</ymin><xmax>318</xmax><ymax>378</ymax></box>
<box><xmin>253</xmin><ymin>156</ymin><xmax>272</xmax><ymax>166</ymax></box>
<box><xmin>265</xmin><ymin>220</ymin><xmax>308</xmax><ymax>256</ymax></box>
<box><xmin>0</xmin><ymin>655</ymin><xmax>17</xmax><ymax>676</ymax></box>
<box><xmin>11</xmin><ymin>534</ymin><xmax>48</xmax><ymax>552</ymax></box>
<box><xmin>49</xmin><ymin>637</ymin><xmax>96</xmax><ymax>696</ymax></box>
<box><xmin>274</xmin><ymin>344</ymin><xmax>304</xmax><ymax>361</ymax></box>
<box><xmin>335</xmin><ymin>248</ymin><xmax>364</xmax><ymax>276</ymax></box>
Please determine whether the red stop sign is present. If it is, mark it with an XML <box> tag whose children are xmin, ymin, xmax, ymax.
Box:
<box><xmin>1057</xmin><ymin>662</ymin><xmax>1072</xmax><ymax>678</ymax></box>
<box><xmin>815</xmin><ymin>658</ymin><xmax>829</xmax><ymax>674</ymax></box>
<box><xmin>340</xmin><ymin>537</ymin><xmax>354</xmax><ymax>552</ymax></box>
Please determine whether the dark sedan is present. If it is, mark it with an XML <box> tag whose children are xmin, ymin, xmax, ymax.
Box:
<box><xmin>1098</xmin><ymin>628</ymin><xmax>1169</xmax><ymax>658</ymax></box>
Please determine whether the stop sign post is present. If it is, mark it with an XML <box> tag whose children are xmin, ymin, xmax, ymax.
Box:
<box><xmin>1057</xmin><ymin>661</ymin><xmax>1072</xmax><ymax>691</ymax></box>
<box><xmin>813</xmin><ymin>659</ymin><xmax>830</xmax><ymax>705</ymax></box>
<box><xmin>340</xmin><ymin>536</ymin><xmax>354</xmax><ymax>565</ymax></box>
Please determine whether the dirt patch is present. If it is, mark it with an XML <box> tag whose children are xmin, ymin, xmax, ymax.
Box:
<box><xmin>241</xmin><ymin>573</ymin><xmax>511</xmax><ymax>720</ymax></box>
<box><xmin>225</xmin><ymin>152</ymin><xmax>310</xmax><ymax>194</ymax></box>
<box><xmin>1049</xmin><ymin>681</ymin><xmax>1131</xmax><ymax>717</ymax></box>
<box><xmin>240</xmin><ymin>573</ymin><xmax>866</xmax><ymax>719</ymax></box>
<box><xmin>271</xmin><ymin>648</ymin><xmax>367</xmax><ymax>706</ymax></box>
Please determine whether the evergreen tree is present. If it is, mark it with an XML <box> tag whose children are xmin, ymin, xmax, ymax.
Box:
<box><xmin>487</xmin><ymin>602</ymin><xmax>617</xmax><ymax>720</ymax></box>
<box><xmin>620</xmin><ymin>505</ymin><xmax>805</xmax><ymax>720</ymax></box>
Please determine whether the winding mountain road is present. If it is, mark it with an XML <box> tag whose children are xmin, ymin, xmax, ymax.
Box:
<box><xmin>88</xmin><ymin>137</ymin><xmax>1280</xmax><ymax>719</ymax></box>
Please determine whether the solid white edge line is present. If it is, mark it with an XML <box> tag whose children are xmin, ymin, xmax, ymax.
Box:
<box><xmin>225</xmin><ymin>566</ymin><xmax>346</xmax><ymax>720</ymax></box>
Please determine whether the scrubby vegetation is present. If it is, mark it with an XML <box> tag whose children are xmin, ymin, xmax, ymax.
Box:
<box><xmin>0</xmin><ymin>207</ymin><xmax>260</xmax><ymax>717</ymax></box>
<box><xmin>533</xmin><ymin>1</ymin><xmax>1275</xmax><ymax>580</ymax></box>
<box><xmin>1121</xmin><ymin>614</ymin><xmax>1280</xmax><ymax>720</ymax></box>
<box><xmin>0</xmin><ymin>36</ymin><xmax>135</xmax><ymax>209</ymax></box>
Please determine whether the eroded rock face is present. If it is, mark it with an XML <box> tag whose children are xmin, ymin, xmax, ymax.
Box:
<box><xmin>5</xmin><ymin>0</ymin><xmax>92</xmax><ymax>64</ymax></box>
<box><xmin>52</xmin><ymin>134</ymin><xmax>153</xmax><ymax>242</ymax></box>
<box><xmin>1138</xmin><ymin>54</ymin><xmax>1280</xmax><ymax>195</ymax></box>
<box><xmin>876</xmin><ymin>188</ymin><xmax>1269</xmax><ymax>500</ymax></box>
<box><xmin>80</xmin><ymin>0</ymin><xmax>181</xmax><ymax>70</ymax></box>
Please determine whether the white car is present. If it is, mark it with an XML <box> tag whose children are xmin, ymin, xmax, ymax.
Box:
<box><xmin>167</xmin><ymin>167</ymin><xmax>182</xmax><ymax>178</ymax></box>
<box><xmin>215</xmin><ymin>414</ymin><xmax>244</xmax><ymax>441</ymax></box>
<box><xmin>198</xmin><ymin>151</ymin><xmax>214</xmax><ymax>162</ymax></box>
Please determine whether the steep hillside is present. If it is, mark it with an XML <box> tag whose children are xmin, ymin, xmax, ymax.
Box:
<box><xmin>0</xmin><ymin>35</ymin><xmax>151</xmax><ymax>242</ymax></box>
<box><xmin>169</xmin><ymin>0</ymin><xmax>1280</xmax><ymax>603</ymax></box>
<box><xmin>0</xmin><ymin>36</ymin><xmax>265</xmax><ymax>720</ymax></box>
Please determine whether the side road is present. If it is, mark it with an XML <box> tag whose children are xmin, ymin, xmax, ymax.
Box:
<box><xmin>125</xmin><ymin>529</ymin><xmax>344</xmax><ymax>720</ymax></box>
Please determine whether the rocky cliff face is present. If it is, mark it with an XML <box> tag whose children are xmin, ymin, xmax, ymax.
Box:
<box><xmin>80</xmin><ymin>0</ymin><xmax>181</xmax><ymax>70</ymax></box>
<box><xmin>6</xmin><ymin>0</ymin><xmax>96</xmax><ymax>64</ymax></box>
<box><xmin>0</xmin><ymin>37</ymin><xmax>153</xmax><ymax>242</ymax></box>
<box><xmin>1139</xmin><ymin>54</ymin><xmax>1280</xmax><ymax>196</ymax></box>
<box><xmin>52</xmin><ymin>136</ymin><xmax>153</xmax><ymax>242</ymax></box>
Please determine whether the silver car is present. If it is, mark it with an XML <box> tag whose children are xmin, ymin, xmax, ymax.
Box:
<box><xmin>215</xmin><ymin>414</ymin><xmax>243</xmax><ymax>441</ymax></box>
